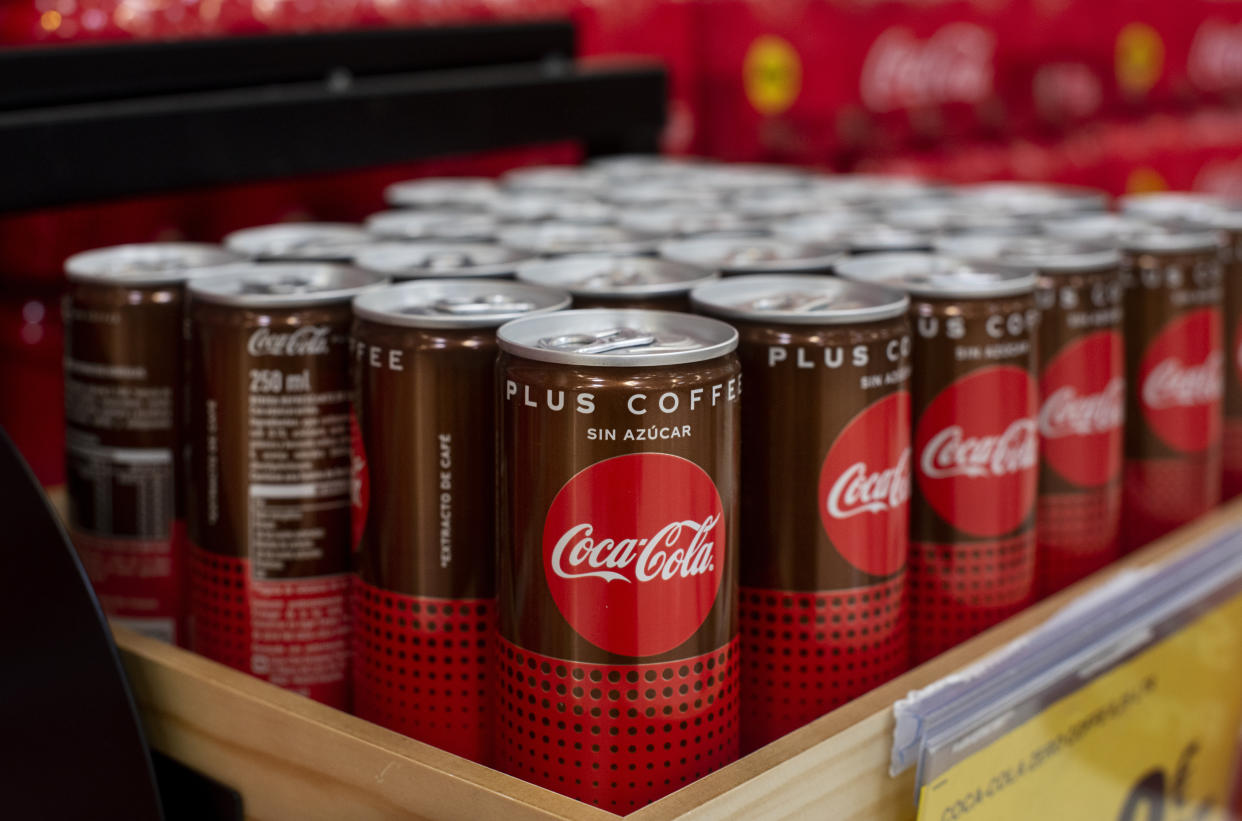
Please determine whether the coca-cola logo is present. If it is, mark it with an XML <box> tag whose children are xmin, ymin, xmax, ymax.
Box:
<box><xmin>860</xmin><ymin>23</ymin><xmax>995</xmax><ymax>113</ymax></box>
<box><xmin>1140</xmin><ymin>308</ymin><xmax>1224</xmax><ymax>453</ymax></box>
<box><xmin>1189</xmin><ymin>20</ymin><xmax>1242</xmax><ymax>93</ymax></box>
<box><xmin>818</xmin><ymin>391</ymin><xmax>910</xmax><ymax>576</ymax></box>
<box><xmin>1039</xmin><ymin>330</ymin><xmax>1124</xmax><ymax>488</ymax></box>
<box><xmin>542</xmin><ymin>453</ymin><xmax>726</xmax><ymax>657</ymax></box>
<box><xmin>247</xmin><ymin>325</ymin><xmax>332</xmax><ymax>357</ymax></box>
<box><xmin>915</xmin><ymin>366</ymin><xmax>1038</xmax><ymax>537</ymax></box>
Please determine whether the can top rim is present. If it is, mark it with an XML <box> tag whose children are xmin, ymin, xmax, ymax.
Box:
<box><xmin>1118</xmin><ymin>192</ymin><xmax>1242</xmax><ymax>231</ymax></box>
<box><xmin>188</xmin><ymin>262</ymin><xmax>387</xmax><ymax>306</ymax></box>
<box><xmin>65</xmin><ymin>242</ymin><xmax>243</xmax><ymax>285</ymax></box>
<box><xmin>382</xmin><ymin>177</ymin><xmax>499</xmax><ymax>208</ymax></box>
<box><xmin>691</xmin><ymin>274</ymin><xmax>909</xmax><ymax>324</ymax></box>
<box><xmin>364</xmin><ymin>210</ymin><xmax>499</xmax><ymax>240</ymax></box>
<box><xmin>1042</xmin><ymin>214</ymin><xmax>1225</xmax><ymax>252</ymax></box>
<box><xmin>835</xmin><ymin>253</ymin><xmax>1037</xmax><ymax>298</ymax></box>
<box><xmin>354</xmin><ymin>242</ymin><xmax>535</xmax><ymax>278</ymax></box>
<box><xmin>223</xmin><ymin>222</ymin><xmax>375</xmax><ymax>261</ymax></box>
<box><xmin>658</xmin><ymin>237</ymin><xmax>843</xmax><ymax>273</ymax></box>
<box><xmin>498</xmin><ymin>309</ymin><xmax>738</xmax><ymax>367</ymax></box>
<box><xmin>498</xmin><ymin>223</ymin><xmax>660</xmax><ymax>256</ymax></box>
<box><xmin>515</xmin><ymin>256</ymin><xmax>717</xmax><ymax>297</ymax></box>
<box><xmin>353</xmin><ymin>279</ymin><xmax>569</xmax><ymax>328</ymax></box>
<box><xmin>931</xmin><ymin>235</ymin><xmax>1122</xmax><ymax>272</ymax></box>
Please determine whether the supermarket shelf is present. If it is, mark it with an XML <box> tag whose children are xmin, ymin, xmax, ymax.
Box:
<box><xmin>46</xmin><ymin>482</ymin><xmax>1240</xmax><ymax>821</ymax></box>
<box><xmin>0</xmin><ymin>25</ymin><xmax>666</xmax><ymax>212</ymax></box>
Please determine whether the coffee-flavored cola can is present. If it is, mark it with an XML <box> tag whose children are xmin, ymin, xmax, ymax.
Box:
<box><xmin>496</xmin><ymin>310</ymin><xmax>741</xmax><ymax>810</ymax></box>
<box><xmin>936</xmin><ymin>235</ymin><xmax>1126</xmax><ymax>595</ymax></box>
<box><xmin>63</xmin><ymin>242</ymin><xmax>241</xmax><ymax>644</ymax></box>
<box><xmin>354</xmin><ymin>242</ymin><xmax>536</xmax><ymax>280</ymax></box>
<box><xmin>1046</xmin><ymin>215</ymin><xmax>1225</xmax><ymax>551</ymax></box>
<box><xmin>516</xmin><ymin>256</ymin><xmax>717</xmax><ymax>311</ymax></box>
<box><xmin>837</xmin><ymin>254</ymin><xmax>1039</xmax><ymax>662</ymax></box>
<box><xmin>659</xmin><ymin>237</ymin><xmax>843</xmax><ymax>276</ymax></box>
<box><xmin>1120</xmin><ymin>193</ymin><xmax>1242</xmax><ymax>500</ymax></box>
<box><xmin>691</xmin><ymin>275</ymin><xmax>912</xmax><ymax>751</ymax></box>
<box><xmin>224</xmin><ymin>222</ymin><xmax>375</xmax><ymax>263</ymax></box>
<box><xmin>186</xmin><ymin>263</ymin><xmax>385</xmax><ymax>707</ymax></box>
<box><xmin>350</xmin><ymin>279</ymin><xmax>569</xmax><ymax>764</ymax></box>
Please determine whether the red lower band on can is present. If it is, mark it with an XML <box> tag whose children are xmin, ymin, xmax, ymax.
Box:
<box><xmin>73</xmin><ymin>526</ymin><xmax>180</xmax><ymax>644</ymax></box>
<box><xmin>1037</xmin><ymin>487</ymin><xmax>1122</xmax><ymax>597</ymax></box>
<box><xmin>188</xmin><ymin>544</ymin><xmax>350</xmax><ymax>709</ymax></box>
<box><xmin>1223</xmin><ymin>419</ymin><xmax>1242</xmax><ymax>501</ymax></box>
<box><xmin>496</xmin><ymin>636</ymin><xmax>740</xmax><ymax>812</ymax></box>
<box><xmin>1122</xmin><ymin>456</ymin><xmax>1221</xmax><ymax>553</ymax></box>
<box><xmin>910</xmin><ymin>533</ymin><xmax>1036</xmax><ymax>663</ymax></box>
<box><xmin>738</xmin><ymin>576</ymin><xmax>908</xmax><ymax>752</ymax></box>
<box><xmin>352</xmin><ymin>579</ymin><xmax>493</xmax><ymax>765</ymax></box>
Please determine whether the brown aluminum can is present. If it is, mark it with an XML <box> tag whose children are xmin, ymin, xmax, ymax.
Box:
<box><xmin>496</xmin><ymin>310</ymin><xmax>741</xmax><ymax>810</ymax></box>
<box><xmin>516</xmin><ymin>255</ymin><xmax>718</xmax><ymax>311</ymax></box>
<box><xmin>1047</xmin><ymin>215</ymin><xmax>1225</xmax><ymax>552</ymax></box>
<box><xmin>659</xmin><ymin>236</ymin><xmax>843</xmax><ymax>276</ymax></box>
<box><xmin>349</xmin><ymin>279</ymin><xmax>570</xmax><ymax>764</ymax></box>
<box><xmin>936</xmin><ymin>235</ymin><xmax>1126</xmax><ymax>596</ymax></box>
<box><xmin>186</xmin><ymin>263</ymin><xmax>386</xmax><ymax>708</ymax></box>
<box><xmin>1121</xmin><ymin>194</ymin><xmax>1242</xmax><ymax>501</ymax></box>
<box><xmin>691</xmin><ymin>275</ymin><xmax>912</xmax><ymax>751</ymax></box>
<box><xmin>63</xmin><ymin>242</ymin><xmax>242</xmax><ymax>645</ymax></box>
<box><xmin>837</xmin><ymin>254</ymin><xmax>1039</xmax><ymax>663</ymax></box>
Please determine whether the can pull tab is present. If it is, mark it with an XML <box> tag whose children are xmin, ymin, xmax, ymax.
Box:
<box><xmin>538</xmin><ymin>327</ymin><xmax>658</xmax><ymax>354</ymax></box>
<box><xmin>431</xmin><ymin>295</ymin><xmax>537</xmax><ymax>315</ymax></box>
<box><xmin>751</xmin><ymin>291</ymin><xmax>836</xmax><ymax>313</ymax></box>
<box><xmin>240</xmin><ymin>275</ymin><xmax>315</xmax><ymax>295</ymax></box>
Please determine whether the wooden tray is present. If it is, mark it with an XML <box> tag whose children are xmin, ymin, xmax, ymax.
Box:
<box><xmin>76</xmin><ymin>488</ymin><xmax>1239</xmax><ymax>820</ymax></box>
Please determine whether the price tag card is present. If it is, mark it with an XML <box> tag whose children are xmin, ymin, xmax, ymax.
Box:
<box><xmin>916</xmin><ymin>589</ymin><xmax>1242</xmax><ymax>821</ymax></box>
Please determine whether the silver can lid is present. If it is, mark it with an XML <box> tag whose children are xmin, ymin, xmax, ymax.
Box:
<box><xmin>501</xmin><ymin>165</ymin><xmax>607</xmax><ymax>195</ymax></box>
<box><xmin>498</xmin><ymin>222</ymin><xmax>659</xmax><ymax>257</ymax></box>
<box><xmin>364</xmin><ymin>210</ymin><xmax>500</xmax><ymax>242</ymax></box>
<box><xmin>1119</xmin><ymin>192</ymin><xmax>1242</xmax><ymax>231</ymax></box>
<box><xmin>618</xmin><ymin>207</ymin><xmax>767</xmax><ymax>238</ymax></box>
<box><xmin>885</xmin><ymin>203</ymin><xmax>1031</xmax><ymax>234</ymax></box>
<box><xmin>516</xmin><ymin>255</ymin><xmax>717</xmax><ymax>298</ymax></box>
<box><xmin>354</xmin><ymin>242</ymin><xmax>534</xmax><ymax>279</ymax></box>
<box><xmin>1043</xmin><ymin>213</ymin><xmax>1224</xmax><ymax>253</ymax></box>
<box><xmin>805</xmin><ymin>175</ymin><xmax>950</xmax><ymax>206</ymax></box>
<box><xmin>588</xmin><ymin>154</ymin><xmax>708</xmax><ymax>177</ymax></box>
<box><xmin>382</xmin><ymin>177</ymin><xmax>500</xmax><ymax>210</ymax></box>
<box><xmin>353</xmin><ymin>279</ymin><xmax>569</xmax><ymax>329</ymax></box>
<box><xmin>188</xmin><ymin>262</ymin><xmax>387</xmax><ymax>307</ymax></box>
<box><xmin>955</xmin><ymin>181</ymin><xmax>1109</xmax><ymax>211</ymax></box>
<box><xmin>659</xmin><ymin>237</ymin><xmax>843</xmax><ymax>274</ymax></box>
<box><xmin>771</xmin><ymin>212</ymin><xmax>871</xmax><ymax>243</ymax></box>
<box><xmin>731</xmin><ymin>189</ymin><xmax>838</xmax><ymax>219</ymax></box>
<box><xmin>605</xmin><ymin>183</ymin><xmax>724</xmax><ymax>209</ymax></box>
<box><xmin>65</xmin><ymin>242</ymin><xmax>243</xmax><ymax>286</ymax></box>
<box><xmin>489</xmin><ymin>193</ymin><xmax>617</xmax><ymax>224</ymax></box>
<box><xmin>687</xmin><ymin>164</ymin><xmax>808</xmax><ymax>192</ymax></box>
<box><xmin>835</xmin><ymin>252</ymin><xmax>1037</xmax><ymax>299</ymax></box>
<box><xmin>932</xmin><ymin>235</ymin><xmax>1122</xmax><ymax>272</ymax></box>
<box><xmin>223</xmin><ymin>222</ymin><xmax>375</xmax><ymax>262</ymax></box>
<box><xmin>691</xmin><ymin>274</ymin><xmax>908</xmax><ymax>325</ymax></box>
<box><xmin>498</xmin><ymin>309</ymin><xmax>737</xmax><ymax>367</ymax></box>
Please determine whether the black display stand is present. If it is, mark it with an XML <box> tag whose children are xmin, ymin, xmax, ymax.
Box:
<box><xmin>0</xmin><ymin>21</ymin><xmax>666</xmax><ymax>211</ymax></box>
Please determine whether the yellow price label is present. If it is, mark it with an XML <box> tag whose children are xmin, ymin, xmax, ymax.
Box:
<box><xmin>916</xmin><ymin>591</ymin><xmax>1242</xmax><ymax>821</ymax></box>
<box><xmin>743</xmin><ymin>35</ymin><xmax>802</xmax><ymax>116</ymax></box>
<box><xmin>1116</xmin><ymin>22</ymin><xmax>1165</xmax><ymax>96</ymax></box>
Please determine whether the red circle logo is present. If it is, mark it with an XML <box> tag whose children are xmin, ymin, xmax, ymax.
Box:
<box><xmin>542</xmin><ymin>453</ymin><xmax>726</xmax><ymax>658</ymax></box>
<box><xmin>915</xmin><ymin>365</ymin><xmax>1038</xmax><ymax>537</ymax></box>
<box><xmin>1140</xmin><ymin>308</ymin><xmax>1223</xmax><ymax>454</ymax></box>
<box><xmin>1038</xmin><ymin>330</ymin><xmax>1125</xmax><ymax>488</ymax></box>
<box><xmin>818</xmin><ymin>391</ymin><xmax>910</xmax><ymax>576</ymax></box>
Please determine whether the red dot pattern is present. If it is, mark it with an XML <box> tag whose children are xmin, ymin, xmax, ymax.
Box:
<box><xmin>910</xmin><ymin>532</ymin><xmax>1036</xmax><ymax>663</ymax></box>
<box><xmin>352</xmin><ymin>579</ymin><xmax>494</xmax><ymax>765</ymax></box>
<box><xmin>1122</xmin><ymin>456</ymin><xmax>1221</xmax><ymax>553</ymax></box>
<box><xmin>1037</xmin><ymin>486</ymin><xmax>1122</xmax><ymax>597</ymax></box>
<box><xmin>738</xmin><ymin>577</ymin><xmax>908</xmax><ymax>752</ymax></box>
<box><xmin>496</xmin><ymin>636</ymin><xmax>740</xmax><ymax>812</ymax></box>
<box><xmin>188</xmin><ymin>543</ymin><xmax>251</xmax><ymax>673</ymax></box>
<box><xmin>1223</xmin><ymin>419</ymin><xmax>1242</xmax><ymax>501</ymax></box>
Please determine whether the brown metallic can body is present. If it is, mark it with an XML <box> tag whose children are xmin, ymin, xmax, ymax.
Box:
<box><xmin>496</xmin><ymin>311</ymin><xmax>741</xmax><ymax>811</ymax></box>
<box><xmin>349</xmin><ymin>280</ymin><xmax>568</xmax><ymax>764</ymax></box>
<box><xmin>715</xmin><ymin>302</ymin><xmax>912</xmax><ymax>751</ymax></box>
<box><xmin>187</xmin><ymin>265</ymin><xmax>381</xmax><ymax>708</ymax></box>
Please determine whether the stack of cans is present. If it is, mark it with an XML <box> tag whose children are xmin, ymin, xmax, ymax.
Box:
<box><xmin>59</xmin><ymin>157</ymin><xmax>1242</xmax><ymax>810</ymax></box>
